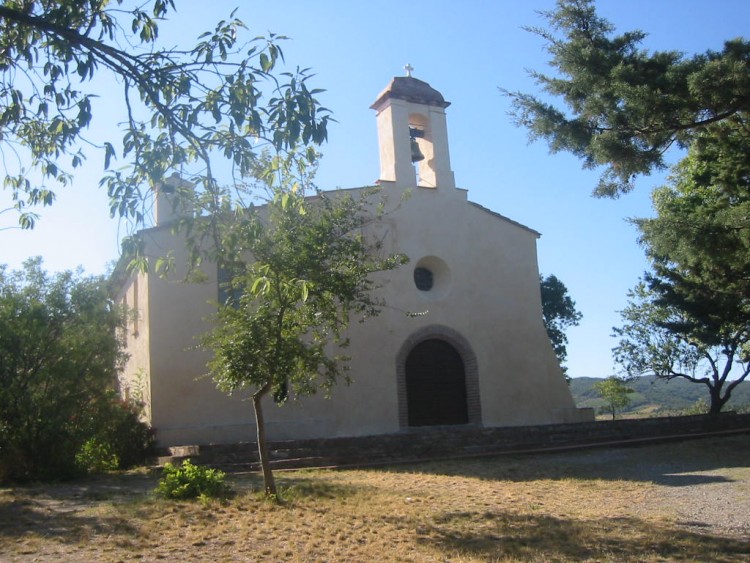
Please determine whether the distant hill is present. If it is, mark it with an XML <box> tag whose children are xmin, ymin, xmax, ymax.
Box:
<box><xmin>570</xmin><ymin>375</ymin><xmax>750</xmax><ymax>416</ymax></box>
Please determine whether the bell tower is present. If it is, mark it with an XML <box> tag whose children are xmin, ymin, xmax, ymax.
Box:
<box><xmin>370</xmin><ymin>69</ymin><xmax>456</xmax><ymax>189</ymax></box>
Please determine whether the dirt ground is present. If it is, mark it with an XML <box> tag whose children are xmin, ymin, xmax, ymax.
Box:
<box><xmin>1</xmin><ymin>434</ymin><xmax>749</xmax><ymax>562</ymax></box>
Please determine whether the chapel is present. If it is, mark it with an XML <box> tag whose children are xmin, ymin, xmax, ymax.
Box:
<box><xmin>114</xmin><ymin>74</ymin><xmax>593</xmax><ymax>447</ymax></box>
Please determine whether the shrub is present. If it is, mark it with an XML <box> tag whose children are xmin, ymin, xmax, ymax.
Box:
<box><xmin>83</xmin><ymin>393</ymin><xmax>155</xmax><ymax>470</ymax></box>
<box><xmin>0</xmin><ymin>260</ymin><xmax>150</xmax><ymax>482</ymax></box>
<box><xmin>156</xmin><ymin>460</ymin><xmax>230</xmax><ymax>500</ymax></box>
<box><xmin>75</xmin><ymin>438</ymin><xmax>119</xmax><ymax>474</ymax></box>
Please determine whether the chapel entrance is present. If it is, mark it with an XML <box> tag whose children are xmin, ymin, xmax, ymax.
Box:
<box><xmin>405</xmin><ymin>338</ymin><xmax>468</xmax><ymax>426</ymax></box>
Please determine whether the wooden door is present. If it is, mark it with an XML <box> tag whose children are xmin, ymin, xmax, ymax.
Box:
<box><xmin>406</xmin><ymin>339</ymin><xmax>468</xmax><ymax>426</ymax></box>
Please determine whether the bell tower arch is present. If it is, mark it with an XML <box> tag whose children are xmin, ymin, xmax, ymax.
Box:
<box><xmin>370</xmin><ymin>70</ymin><xmax>456</xmax><ymax>189</ymax></box>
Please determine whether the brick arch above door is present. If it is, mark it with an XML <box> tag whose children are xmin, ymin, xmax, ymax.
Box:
<box><xmin>396</xmin><ymin>325</ymin><xmax>482</xmax><ymax>429</ymax></box>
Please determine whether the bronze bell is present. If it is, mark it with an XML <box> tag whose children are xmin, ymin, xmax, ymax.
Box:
<box><xmin>410</xmin><ymin>136</ymin><xmax>425</xmax><ymax>163</ymax></box>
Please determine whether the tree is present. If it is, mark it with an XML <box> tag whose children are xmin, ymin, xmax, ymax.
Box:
<box><xmin>613</xmin><ymin>282</ymin><xmax>750</xmax><ymax>416</ymax></box>
<box><xmin>0</xmin><ymin>258</ymin><xmax>149</xmax><ymax>482</ymax></box>
<box><xmin>201</xmin><ymin>164</ymin><xmax>406</xmax><ymax>498</ymax></box>
<box><xmin>503</xmin><ymin>0</ymin><xmax>750</xmax><ymax>197</ymax></box>
<box><xmin>612</xmin><ymin>115</ymin><xmax>750</xmax><ymax>416</ymax></box>
<box><xmin>635</xmin><ymin>117</ymin><xmax>750</xmax><ymax>306</ymax></box>
<box><xmin>593</xmin><ymin>376</ymin><xmax>633</xmax><ymax>420</ymax></box>
<box><xmin>540</xmin><ymin>273</ymin><xmax>582</xmax><ymax>379</ymax></box>
<box><xmin>0</xmin><ymin>1</ymin><xmax>330</xmax><ymax>232</ymax></box>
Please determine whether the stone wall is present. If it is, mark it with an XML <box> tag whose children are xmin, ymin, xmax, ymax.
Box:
<box><xmin>160</xmin><ymin>412</ymin><xmax>750</xmax><ymax>471</ymax></box>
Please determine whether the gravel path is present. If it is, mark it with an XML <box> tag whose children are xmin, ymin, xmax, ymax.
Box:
<box><xmin>533</xmin><ymin>439</ymin><xmax>750</xmax><ymax>539</ymax></box>
<box><xmin>643</xmin><ymin>464</ymin><xmax>750</xmax><ymax>538</ymax></box>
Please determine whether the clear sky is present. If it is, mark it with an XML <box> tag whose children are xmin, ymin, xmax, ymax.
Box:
<box><xmin>2</xmin><ymin>0</ymin><xmax>748</xmax><ymax>379</ymax></box>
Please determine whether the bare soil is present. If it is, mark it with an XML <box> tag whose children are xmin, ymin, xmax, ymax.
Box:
<box><xmin>1</xmin><ymin>434</ymin><xmax>749</xmax><ymax>562</ymax></box>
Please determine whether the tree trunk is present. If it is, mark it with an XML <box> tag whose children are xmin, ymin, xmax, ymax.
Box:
<box><xmin>708</xmin><ymin>386</ymin><xmax>727</xmax><ymax>416</ymax></box>
<box><xmin>252</xmin><ymin>383</ymin><xmax>277</xmax><ymax>498</ymax></box>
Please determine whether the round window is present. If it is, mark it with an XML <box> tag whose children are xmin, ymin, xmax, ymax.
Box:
<box><xmin>412</xmin><ymin>256</ymin><xmax>451</xmax><ymax>299</ymax></box>
<box><xmin>413</xmin><ymin>267</ymin><xmax>434</xmax><ymax>291</ymax></box>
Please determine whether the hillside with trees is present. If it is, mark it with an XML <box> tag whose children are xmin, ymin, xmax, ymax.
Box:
<box><xmin>571</xmin><ymin>375</ymin><xmax>750</xmax><ymax>416</ymax></box>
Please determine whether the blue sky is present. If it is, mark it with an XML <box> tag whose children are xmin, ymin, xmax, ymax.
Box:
<box><xmin>2</xmin><ymin>0</ymin><xmax>748</xmax><ymax>379</ymax></box>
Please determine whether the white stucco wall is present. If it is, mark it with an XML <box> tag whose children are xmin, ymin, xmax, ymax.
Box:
<box><xmin>116</xmin><ymin>272</ymin><xmax>152</xmax><ymax>421</ymax></box>
<box><xmin>117</xmin><ymin>181</ymin><xmax>590</xmax><ymax>447</ymax></box>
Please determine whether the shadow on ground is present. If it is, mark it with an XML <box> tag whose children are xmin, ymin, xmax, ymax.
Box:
<box><xmin>407</xmin><ymin>509</ymin><xmax>750</xmax><ymax>562</ymax></box>
<box><xmin>0</xmin><ymin>471</ymin><xmax>156</xmax><ymax>542</ymax></box>
<box><xmin>378</xmin><ymin>434</ymin><xmax>750</xmax><ymax>487</ymax></box>
<box><xmin>0</xmin><ymin>495</ymin><xmax>140</xmax><ymax>543</ymax></box>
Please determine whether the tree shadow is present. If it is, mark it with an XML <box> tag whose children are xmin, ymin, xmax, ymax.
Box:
<box><xmin>377</xmin><ymin>434</ymin><xmax>750</xmax><ymax>487</ymax></box>
<box><xmin>276</xmin><ymin>475</ymin><xmax>367</xmax><ymax>501</ymax></box>
<box><xmin>0</xmin><ymin>496</ymin><xmax>140</xmax><ymax>542</ymax></box>
<box><xmin>405</xmin><ymin>510</ymin><xmax>750</xmax><ymax>562</ymax></box>
<box><xmin>3</xmin><ymin>471</ymin><xmax>158</xmax><ymax>503</ymax></box>
<box><xmin>0</xmin><ymin>471</ymin><xmax>156</xmax><ymax>542</ymax></box>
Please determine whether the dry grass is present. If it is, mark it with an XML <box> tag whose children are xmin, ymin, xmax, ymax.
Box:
<box><xmin>1</xmin><ymin>434</ymin><xmax>749</xmax><ymax>562</ymax></box>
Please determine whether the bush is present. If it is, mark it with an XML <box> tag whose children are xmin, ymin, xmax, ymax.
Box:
<box><xmin>75</xmin><ymin>438</ymin><xmax>119</xmax><ymax>474</ymax></box>
<box><xmin>0</xmin><ymin>393</ymin><xmax>153</xmax><ymax>483</ymax></box>
<box><xmin>83</xmin><ymin>393</ymin><xmax>155</xmax><ymax>470</ymax></box>
<box><xmin>156</xmin><ymin>460</ymin><xmax>230</xmax><ymax>500</ymax></box>
<box><xmin>0</xmin><ymin>260</ymin><xmax>152</xmax><ymax>482</ymax></box>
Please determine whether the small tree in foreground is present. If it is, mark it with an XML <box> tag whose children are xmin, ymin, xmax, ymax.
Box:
<box><xmin>593</xmin><ymin>377</ymin><xmax>633</xmax><ymax>420</ymax></box>
<box><xmin>201</xmin><ymin>168</ymin><xmax>406</xmax><ymax>498</ymax></box>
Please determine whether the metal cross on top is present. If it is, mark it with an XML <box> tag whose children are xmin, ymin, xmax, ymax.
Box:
<box><xmin>404</xmin><ymin>63</ymin><xmax>414</xmax><ymax>77</ymax></box>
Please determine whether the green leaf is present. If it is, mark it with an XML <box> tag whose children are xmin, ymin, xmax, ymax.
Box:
<box><xmin>104</xmin><ymin>143</ymin><xmax>116</xmax><ymax>169</ymax></box>
<box><xmin>259</xmin><ymin>53</ymin><xmax>271</xmax><ymax>72</ymax></box>
<box><xmin>251</xmin><ymin>277</ymin><xmax>269</xmax><ymax>295</ymax></box>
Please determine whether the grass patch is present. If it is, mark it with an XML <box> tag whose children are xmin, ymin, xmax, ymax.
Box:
<box><xmin>0</xmin><ymin>434</ymin><xmax>748</xmax><ymax>561</ymax></box>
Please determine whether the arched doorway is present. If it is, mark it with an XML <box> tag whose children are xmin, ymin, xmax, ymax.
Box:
<box><xmin>405</xmin><ymin>338</ymin><xmax>468</xmax><ymax>426</ymax></box>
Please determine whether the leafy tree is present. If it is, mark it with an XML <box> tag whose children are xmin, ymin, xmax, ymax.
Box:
<box><xmin>612</xmin><ymin>115</ymin><xmax>750</xmax><ymax>416</ymax></box>
<box><xmin>504</xmin><ymin>0</ymin><xmax>750</xmax><ymax>197</ymax></box>
<box><xmin>613</xmin><ymin>282</ymin><xmax>750</xmax><ymax>416</ymax></box>
<box><xmin>635</xmin><ymin>118</ymin><xmax>750</xmax><ymax>307</ymax></box>
<box><xmin>201</xmin><ymin>164</ymin><xmax>406</xmax><ymax>498</ymax></box>
<box><xmin>0</xmin><ymin>0</ymin><xmax>330</xmax><ymax>232</ymax></box>
<box><xmin>540</xmin><ymin>273</ymin><xmax>582</xmax><ymax>379</ymax></box>
<box><xmin>593</xmin><ymin>376</ymin><xmax>633</xmax><ymax>420</ymax></box>
<box><xmin>0</xmin><ymin>258</ymin><xmax>149</xmax><ymax>482</ymax></box>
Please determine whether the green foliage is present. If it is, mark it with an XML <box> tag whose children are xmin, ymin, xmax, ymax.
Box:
<box><xmin>612</xmin><ymin>116</ymin><xmax>750</xmax><ymax>416</ymax></box>
<box><xmin>504</xmin><ymin>0</ymin><xmax>750</xmax><ymax>197</ymax></box>
<box><xmin>613</xmin><ymin>281</ymin><xmax>750</xmax><ymax>415</ymax></box>
<box><xmin>156</xmin><ymin>460</ymin><xmax>230</xmax><ymax>500</ymax></box>
<box><xmin>75</xmin><ymin>438</ymin><xmax>119</xmax><ymax>474</ymax></box>
<box><xmin>540</xmin><ymin>274</ymin><xmax>582</xmax><ymax>378</ymax></box>
<box><xmin>571</xmin><ymin>375</ymin><xmax>750</xmax><ymax>415</ymax></box>
<box><xmin>205</xmin><ymin>188</ymin><xmax>405</xmax><ymax>401</ymax></box>
<box><xmin>201</xmin><ymin>157</ymin><xmax>407</xmax><ymax>497</ymax></box>
<box><xmin>510</xmin><ymin>0</ymin><xmax>750</xmax><ymax>410</ymax></box>
<box><xmin>634</xmin><ymin>119</ymin><xmax>750</xmax><ymax>336</ymax></box>
<box><xmin>0</xmin><ymin>0</ymin><xmax>330</xmax><ymax>236</ymax></box>
<box><xmin>593</xmin><ymin>376</ymin><xmax>633</xmax><ymax>420</ymax></box>
<box><xmin>80</xmin><ymin>392</ymin><xmax>155</xmax><ymax>471</ymax></box>
<box><xmin>677</xmin><ymin>398</ymin><xmax>710</xmax><ymax>417</ymax></box>
<box><xmin>0</xmin><ymin>258</ymin><xmax>150</xmax><ymax>482</ymax></box>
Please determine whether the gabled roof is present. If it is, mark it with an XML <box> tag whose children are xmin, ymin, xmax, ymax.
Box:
<box><xmin>468</xmin><ymin>200</ymin><xmax>541</xmax><ymax>238</ymax></box>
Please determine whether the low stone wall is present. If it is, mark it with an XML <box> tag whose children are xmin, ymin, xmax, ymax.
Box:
<box><xmin>164</xmin><ymin>412</ymin><xmax>750</xmax><ymax>470</ymax></box>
